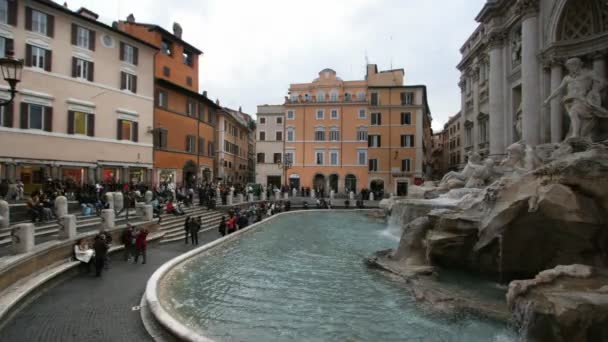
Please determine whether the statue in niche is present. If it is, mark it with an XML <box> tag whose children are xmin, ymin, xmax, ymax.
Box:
<box><xmin>515</xmin><ymin>101</ymin><xmax>523</xmax><ymax>141</ymax></box>
<box><xmin>544</xmin><ymin>57</ymin><xmax>608</xmax><ymax>141</ymax></box>
<box><xmin>511</xmin><ymin>30</ymin><xmax>522</xmax><ymax>67</ymax></box>
<box><xmin>173</xmin><ymin>22</ymin><xmax>183</xmax><ymax>38</ymax></box>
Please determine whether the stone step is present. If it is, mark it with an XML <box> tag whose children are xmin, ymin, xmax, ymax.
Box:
<box><xmin>158</xmin><ymin>212</ymin><xmax>223</xmax><ymax>230</ymax></box>
<box><xmin>160</xmin><ymin>226</ymin><xmax>218</xmax><ymax>244</ymax></box>
<box><xmin>161</xmin><ymin>217</ymin><xmax>224</xmax><ymax>239</ymax></box>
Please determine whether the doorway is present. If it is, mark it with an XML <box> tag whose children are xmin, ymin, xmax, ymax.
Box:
<box><xmin>370</xmin><ymin>179</ymin><xmax>384</xmax><ymax>199</ymax></box>
<box><xmin>267</xmin><ymin>176</ymin><xmax>281</xmax><ymax>188</ymax></box>
<box><xmin>329</xmin><ymin>174</ymin><xmax>339</xmax><ymax>192</ymax></box>
<box><xmin>397</xmin><ymin>181</ymin><xmax>408</xmax><ymax>197</ymax></box>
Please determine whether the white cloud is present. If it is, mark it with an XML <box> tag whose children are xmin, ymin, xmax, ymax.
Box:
<box><xmin>60</xmin><ymin>0</ymin><xmax>485</xmax><ymax>130</ymax></box>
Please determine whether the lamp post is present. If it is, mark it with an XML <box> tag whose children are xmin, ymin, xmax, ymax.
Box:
<box><xmin>0</xmin><ymin>52</ymin><xmax>24</xmax><ymax>106</ymax></box>
<box><xmin>277</xmin><ymin>153</ymin><xmax>292</xmax><ymax>188</ymax></box>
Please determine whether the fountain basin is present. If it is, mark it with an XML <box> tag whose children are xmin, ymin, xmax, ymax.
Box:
<box><xmin>145</xmin><ymin>210</ymin><xmax>515</xmax><ymax>341</ymax></box>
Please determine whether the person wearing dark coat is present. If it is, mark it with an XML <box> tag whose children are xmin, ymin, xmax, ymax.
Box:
<box><xmin>184</xmin><ymin>216</ymin><xmax>191</xmax><ymax>244</ymax></box>
<box><xmin>93</xmin><ymin>235</ymin><xmax>108</xmax><ymax>277</ymax></box>
<box><xmin>121</xmin><ymin>225</ymin><xmax>135</xmax><ymax>261</ymax></box>
<box><xmin>189</xmin><ymin>218</ymin><xmax>200</xmax><ymax>245</ymax></box>
<box><xmin>218</xmin><ymin>216</ymin><xmax>227</xmax><ymax>236</ymax></box>
<box><xmin>134</xmin><ymin>227</ymin><xmax>148</xmax><ymax>264</ymax></box>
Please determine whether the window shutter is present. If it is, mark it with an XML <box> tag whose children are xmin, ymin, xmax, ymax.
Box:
<box><xmin>44</xmin><ymin>49</ymin><xmax>52</xmax><ymax>72</ymax></box>
<box><xmin>25</xmin><ymin>44</ymin><xmax>32</xmax><ymax>67</ymax></box>
<box><xmin>199</xmin><ymin>138</ymin><xmax>205</xmax><ymax>155</ymax></box>
<box><xmin>20</xmin><ymin>102</ymin><xmax>28</xmax><ymax>128</ymax></box>
<box><xmin>67</xmin><ymin>110</ymin><xmax>74</xmax><ymax>134</ymax></box>
<box><xmin>120</xmin><ymin>72</ymin><xmax>126</xmax><ymax>90</ymax></box>
<box><xmin>400</xmin><ymin>92</ymin><xmax>405</xmax><ymax>104</ymax></box>
<box><xmin>367</xmin><ymin>135</ymin><xmax>372</xmax><ymax>147</ymax></box>
<box><xmin>87</xmin><ymin>114</ymin><xmax>94</xmax><ymax>137</ymax></box>
<box><xmin>4</xmin><ymin>102</ymin><xmax>13</xmax><ymax>127</ymax></box>
<box><xmin>368</xmin><ymin>160</ymin><xmax>373</xmax><ymax>171</ymax></box>
<box><xmin>71</xmin><ymin>57</ymin><xmax>77</xmax><ymax>77</ymax></box>
<box><xmin>88</xmin><ymin>62</ymin><xmax>94</xmax><ymax>82</ymax></box>
<box><xmin>410</xmin><ymin>135</ymin><xmax>414</xmax><ymax>147</ymax></box>
<box><xmin>119</xmin><ymin>42</ymin><xmax>125</xmax><ymax>61</ymax></box>
<box><xmin>378</xmin><ymin>135</ymin><xmax>381</xmax><ymax>147</ymax></box>
<box><xmin>25</xmin><ymin>7</ymin><xmax>32</xmax><ymax>31</ymax></box>
<box><xmin>47</xmin><ymin>14</ymin><xmax>54</xmax><ymax>37</ymax></box>
<box><xmin>5</xmin><ymin>38</ymin><xmax>13</xmax><ymax>56</ymax></box>
<box><xmin>160</xmin><ymin>129</ymin><xmax>167</xmax><ymax>148</ymax></box>
<box><xmin>153</xmin><ymin>129</ymin><xmax>159</xmax><ymax>147</ymax></box>
<box><xmin>44</xmin><ymin>107</ymin><xmax>52</xmax><ymax>132</ymax></box>
<box><xmin>378</xmin><ymin>113</ymin><xmax>382</xmax><ymax>125</ymax></box>
<box><xmin>185</xmin><ymin>136</ymin><xmax>189</xmax><ymax>151</ymax></box>
<box><xmin>89</xmin><ymin>30</ymin><xmax>96</xmax><ymax>51</ymax></box>
<box><xmin>133</xmin><ymin>46</ymin><xmax>138</xmax><ymax>65</ymax></box>
<box><xmin>71</xmin><ymin>24</ymin><xmax>77</xmax><ymax>45</ymax></box>
<box><xmin>154</xmin><ymin>88</ymin><xmax>159</xmax><ymax>106</ymax></box>
<box><xmin>7</xmin><ymin>0</ymin><xmax>17</xmax><ymax>26</ymax></box>
<box><xmin>116</xmin><ymin>119</ymin><xmax>122</xmax><ymax>140</ymax></box>
<box><xmin>132</xmin><ymin>75</ymin><xmax>137</xmax><ymax>93</ymax></box>
<box><xmin>132</xmin><ymin>122</ymin><xmax>138</xmax><ymax>142</ymax></box>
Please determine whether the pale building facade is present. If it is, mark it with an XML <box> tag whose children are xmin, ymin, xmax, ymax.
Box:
<box><xmin>255</xmin><ymin>105</ymin><xmax>284</xmax><ymax>187</ymax></box>
<box><xmin>283</xmin><ymin>65</ymin><xmax>432</xmax><ymax>197</ymax></box>
<box><xmin>0</xmin><ymin>1</ymin><xmax>156</xmax><ymax>193</ymax></box>
<box><xmin>215</xmin><ymin>106</ymin><xmax>254</xmax><ymax>185</ymax></box>
<box><xmin>458</xmin><ymin>0</ymin><xmax>608</xmax><ymax>158</ymax></box>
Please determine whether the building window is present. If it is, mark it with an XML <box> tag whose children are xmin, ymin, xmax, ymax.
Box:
<box><xmin>400</xmin><ymin>112</ymin><xmax>412</xmax><ymax>125</ymax></box>
<box><xmin>479</xmin><ymin>118</ymin><xmax>488</xmax><ymax>144</ymax></box>
<box><xmin>186</xmin><ymin>76</ymin><xmax>193</xmax><ymax>86</ymax></box>
<box><xmin>30</xmin><ymin>45</ymin><xmax>47</xmax><ymax>70</ymax></box>
<box><xmin>121</xmin><ymin>72</ymin><xmax>137</xmax><ymax>93</ymax></box>
<box><xmin>356</xmin><ymin>127</ymin><xmax>368</xmax><ymax>141</ymax></box>
<box><xmin>25</xmin><ymin>103</ymin><xmax>49</xmax><ymax>131</ymax></box>
<box><xmin>285</xmin><ymin>151</ymin><xmax>294</xmax><ymax>164</ymax></box>
<box><xmin>317</xmin><ymin>92</ymin><xmax>325</xmax><ymax>102</ymax></box>
<box><xmin>287</xmin><ymin>128</ymin><xmax>295</xmax><ymax>142</ymax></box>
<box><xmin>259</xmin><ymin>131</ymin><xmax>266</xmax><ymax>141</ymax></box>
<box><xmin>357</xmin><ymin>150</ymin><xmax>367</xmax><ymax>165</ymax></box>
<box><xmin>316</xmin><ymin>109</ymin><xmax>324</xmax><ymax>120</ymax></box>
<box><xmin>72</xmin><ymin>58</ymin><xmax>93</xmax><ymax>81</ymax></box>
<box><xmin>315</xmin><ymin>151</ymin><xmax>324</xmax><ymax>165</ymax></box>
<box><xmin>371</xmin><ymin>112</ymin><xmax>382</xmax><ymax>126</ymax></box>
<box><xmin>117</xmin><ymin>119</ymin><xmax>137</xmax><ymax>142</ymax></box>
<box><xmin>287</xmin><ymin>110</ymin><xmax>294</xmax><ymax>120</ymax></box>
<box><xmin>330</xmin><ymin>109</ymin><xmax>338</xmax><ymax>119</ymax></box>
<box><xmin>304</xmin><ymin>94</ymin><xmax>310</xmax><ymax>101</ymax></box>
<box><xmin>370</xmin><ymin>93</ymin><xmax>378</xmax><ymax>106</ymax></box>
<box><xmin>330</xmin><ymin>151</ymin><xmax>339</xmax><ymax>166</ymax></box>
<box><xmin>368</xmin><ymin>135</ymin><xmax>381</xmax><ymax>148</ymax></box>
<box><xmin>187</xmin><ymin>99</ymin><xmax>196</xmax><ymax>116</ymax></box>
<box><xmin>161</xmin><ymin>39</ymin><xmax>172</xmax><ymax>55</ymax></box>
<box><xmin>208</xmin><ymin>142</ymin><xmax>214</xmax><ymax>156</ymax></box>
<box><xmin>183</xmin><ymin>50</ymin><xmax>193</xmax><ymax>66</ymax></box>
<box><xmin>401</xmin><ymin>159</ymin><xmax>411</xmax><ymax>172</ymax></box>
<box><xmin>273</xmin><ymin>153</ymin><xmax>282</xmax><ymax>163</ymax></box>
<box><xmin>400</xmin><ymin>92</ymin><xmax>414</xmax><ymax>105</ymax></box>
<box><xmin>358</xmin><ymin>92</ymin><xmax>366</xmax><ymax>101</ymax></box>
<box><xmin>344</xmin><ymin>93</ymin><xmax>351</xmax><ymax>101</ymax></box>
<box><xmin>276</xmin><ymin>131</ymin><xmax>283</xmax><ymax>141</ymax></box>
<box><xmin>198</xmin><ymin>137</ymin><xmax>206</xmax><ymax>155</ymax></box>
<box><xmin>329</xmin><ymin>127</ymin><xmax>340</xmax><ymax>141</ymax></box>
<box><xmin>157</xmin><ymin>90</ymin><xmax>168</xmax><ymax>108</ymax></box>
<box><xmin>75</xmin><ymin>26</ymin><xmax>91</xmax><ymax>49</ymax></box>
<box><xmin>121</xmin><ymin>43</ymin><xmax>138</xmax><ymax>65</ymax></box>
<box><xmin>315</xmin><ymin>127</ymin><xmax>325</xmax><ymax>141</ymax></box>
<box><xmin>186</xmin><ymin>135</ymin><xmax>195</xmax><ymax>153</ymax></box>
<box><xmin>259</xmin><ymin>117</ymin><xmax>266</xmax><ymax>124</ymax></box>
<box><xmin>401</xmin><ymin>134</ymin><xmax>415</xmax><ymax>147</ymax></box>
<box><xmin>465</xmin><ymin>125</ymin><xmax>473</xmax><ymax>147</ymax></box>
<box><xmin>0</xmin><ymin>0</ymin><xmax>7</xmax><ymax>24</ymax></box>
<box><xmin>31</xmin><ymin>9</ymin><xmax>48</xmax><ymax>35</ymax></box>
<box><xmin>276</xmin><ymin>117</ymin><xmax>282</xmax><ymax>124</ymax></box>
<box><xmin>163</xmin><ymin>66</ymin><xmax>170</xmax><ymax>77</ymax></box>
<box><xmin>358</xmin><ymin>109</ymin><xmax>366</xmax><ymax>119</ymax></box>
<box><xmin>69</xmin><ymin>111</ymin><xmax>93</xmax><ymax>136</ymax></box>
<box><xmin>369</xmin><ymin>159</ymin><xmax>378</xmax><ymax>172</ymax></box>
<box><xmin>154</xmin><ymin>128</ymin><xmax>168</xmax><ymax>148</ymax></box>
<box><xmin>330</xmin><ymin>92</ymin><xmax>338</xmax><ymax>102</ymax></box>
<box><xmin>256</xmin><ymin>153</ymin><xmax>265</xmax><ymax>163</ymax></box>
<box><xmin>290</xmin><ymin>94</ymin><xmax>298</xmax><ymax>102</ymax></box>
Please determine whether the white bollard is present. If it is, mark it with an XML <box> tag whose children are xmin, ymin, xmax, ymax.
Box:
<box><xmin>311</xmin><ymin>189</ymin><xmax>316</xmax><ymax>199</ymax></box>
<box><xmin>227</xmin><ymin>194</ymin><xmax>233</xmax><ymax>206</ymax></box>
<box><xmin>58</xmin><ymin>214</ymin><xmax>76</xmax><ymax>240</ymax></box>
<box><xmin>292</xmin><ymin>188</ymin><xmax>297</xmax><ymax>197</ymax></box>
<box><xmin>101</xmin><ymin>209</ymin><xmax>115</xmax><ymax>230</ymax></box>
<box><xmin>349</xmin><ymin>191</ymin><xmax>355</xmax><ymax>201</ymax></box>
<box><xmin>142</xmin><ymin>205</ymin><xmax>153</xmax><ymax>222</ymax></box>
<box><xmin>0</xmin><ymin>199</ymin><xmax>9</xmax><ymax>229</ymax></box>
<box><xmin>330</xmin><ymin>190</ymin><xmax>335</xmax><ymax>200</ymax></box>
<box><xmin>261</xmin><ymin>191</ymin><xmax>267</xmax><ymax>201</ymax></box>
<box><xmin>11</xmin><ymin>223</ymin><xmax>35</xmax><ymax>254</ymax></box>
<box><xmin>369</xmin><ymin>192</ymin><xmax>375</xmax><ymax>201</ymax></box>
<box><xmin>105</xmin><ymin>192</ymin><xmax>114</xmax><ymax>210</ymax></box>
<box><xmin>283</xmin><ymin>192</ymin><xmax>289</xmax><ymax>200</ymax></box>
<box><xmin>113</xmin><ymin>192</ymin><xmax>124</xmax><ymax>213</ymax></box>
<box><xmin>248</xmin><ymin>193</ymin><xmax>254</xmax><ymax>202</ymax></box>
<box><xmin>274</xmin><ymin>192</ymin><xmax>280</xmax><ymax>201</ymax></box>
<box><xmin>54</xmin><ymin>196</ymin><xmax>68</xmax><ymax>218</ymax></box>
<box><xmin>238</xmin><ymin>194</ymin><xmax>244</xmax><ymax>203</ymax></box>
<box><xmin>144</xmin><ymin>190</ymin><xmax>153</xmax><ymax>204</ymax></box>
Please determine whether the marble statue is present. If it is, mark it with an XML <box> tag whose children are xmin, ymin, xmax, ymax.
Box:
<box><xmin>465</xmin><ymin>158</ymin><xmax>496</xmax><ymax>188</ymax></box>
<box><xmin>439</xmin><ymin>152</ymin><xmax>483</xmax><ymax>189</ymax></box>
<box><xmin>173</xmin><ymin>22</ymin><xmax>183</xmax><ymax>38</ymax></box>
<box><xmin>544</xmin><ymin>57</ymin><xmax>608</xmax><ymax>141</ymax></box>
<box><xmin>515</xmin><ymin>102</ymin><xmax>523</xmax><ymax>141</ymax></box>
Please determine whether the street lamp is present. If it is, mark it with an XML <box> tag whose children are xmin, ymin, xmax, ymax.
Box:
<box><xmin>0</xmin><ymin>52</ymin><xmax>24</xmax><ymax>107</ymax></box>
<box><xmin>277</xmin><ymin>153</ymin><xmax>292</xmax><ymax>187</ymax></box>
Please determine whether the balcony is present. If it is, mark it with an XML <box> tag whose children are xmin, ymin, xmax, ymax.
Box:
<box><xmin>284</xmin><ymin>94</ymin><xmax>368</xmax><ymax>105</ymax></box>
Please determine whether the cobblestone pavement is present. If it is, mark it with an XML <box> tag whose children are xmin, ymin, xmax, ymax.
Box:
<box><xmin>0</xmin><ymin>229</ymin><xmax>223</xmax><ymax>342</ymax></box>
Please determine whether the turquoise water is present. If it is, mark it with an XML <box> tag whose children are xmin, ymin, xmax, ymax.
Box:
<box><xmin>161</xmin><ymin>211</ymin><xmax>516</xmax><ymax>342</ymax></box>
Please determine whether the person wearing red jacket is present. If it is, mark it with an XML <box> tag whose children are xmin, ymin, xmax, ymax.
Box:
<box><xmin>134</xmin><ymin>227</ymin><xmax>148</xmax><ymax>264</ymax></box>
<box><xmin>227</xmin><ymin>215</ymin><xmax>237</xmax><ymax>234</ymax></box>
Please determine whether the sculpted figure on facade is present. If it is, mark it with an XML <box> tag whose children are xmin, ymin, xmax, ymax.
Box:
<box><xmin>544</xmin><ymin>58</ymin><xmax>608</xmax><ymax>141</ymax></box>
<box><xmin>439</xmin><ymin>152</ymin><xmax>482</xmax><ymax>189</ymax></box>
<box><xmin>515</xmin><ymin>102</ymin><xmax>523</xmax><ymax>141</ymax></box>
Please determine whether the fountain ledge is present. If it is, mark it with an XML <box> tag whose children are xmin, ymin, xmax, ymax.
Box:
<box><xmin>143</xmin><ymin>209</ymin><xmax>382</xmax><ymax>342</ymax></box>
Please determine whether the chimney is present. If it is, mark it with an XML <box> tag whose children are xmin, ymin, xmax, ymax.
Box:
<box><xmin>215</xmin><ymin>99</ymin><xmax>220</xmax><ymax>105</ymax></box>
<box><xmin>127</xmin><ymin>14</ymin><xmax>135</xmax><ymax>23</ymax></box>
<box><xmin>202</xmin><ymin>90</ymin><xmax>207</xmax><ymax>98</ymax></box>
<box><xmin>77</xmin><ymin>7</ymin><xmax>99</xmax><ymax>20</ymax></box>
<box><xmin>239</xmin><ymin>106</ymin><xmax>242</xmax><ymax>113</ymax></box>
<box><xmin>173</xmin><ymin>22</ymin><xmax>183</xmax><ymax>38</ymax></box>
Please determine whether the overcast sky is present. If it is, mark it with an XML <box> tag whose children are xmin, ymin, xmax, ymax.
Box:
<box><xmin>61</xmin><ymin>0</ymin><xmax>486</xmax><ymax>131</ymax></box>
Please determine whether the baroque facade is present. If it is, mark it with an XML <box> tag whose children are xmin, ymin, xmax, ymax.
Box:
<box><xmin>458</xmin><ymin>0</ymin><xmax>608</xmax><ymax>158</ymax></box>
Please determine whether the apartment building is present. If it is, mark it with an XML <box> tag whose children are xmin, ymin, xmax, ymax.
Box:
<box><xmin>255</xmin><ymin>105</ymin><xmax>284</xmax><ymax>187</ymax></box>
<box><xmin>215</xmin><ymin>106</ymin><xmax>254</xmax><ymax>185</ymax></box>
<box><xmin>119</xmin><ymin>17</ymin><xmax>218</xmax><ymax>188</ymax></box>
<box><xmin>283</xmin><ymin>64</ymin><xmax>432</xmax><ymax>197</ymax></box>
<box><xmin>0</xmin><ymin>0</ymin><xmax>156</xmax><ymax>193</ymax></box>
<box><xmin>444</xmin><ymin>112</ymin><xmax>462</xmax><ymax>171</ymax></box>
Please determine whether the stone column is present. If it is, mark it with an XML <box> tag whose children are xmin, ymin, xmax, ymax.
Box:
<box><xmin>0</xmin><ymin>199</ymin><xmax>9</xmax><ymax>228</ymax></box>
<box><xmin>87</xmin><ymin>167</ymin><xmax>95</xmax><ymax>185</ymax></box>
<box><xmin>488</xmin><ymin>32</ymin><xmax>506</xmax><ymax>155</ymax></box>
<box><xmin>51</xmin><ymin>166</ymin><xmax>60</xmax><ymax>180</ymax></box>
<box><xmin>6</xmin><ymin>163</ymin><xmax>16</xmax><ymax>182</ymax></box>
<box><xmin>521</xmin><ymin>3</ymin><xmax>541</xmax><ymax>146</ymax></box>
<box><xmin>11</xmin><ymin>223</ymin><xmax>35</xmax><ymax>254</ymax></box>
<box><xmin>550</xmin><ymin>61</ymin><xmax>564</xmax><ymax>143</ymax></box>
<box><xmin>122</xmin><ymin>167</ymin><xmax>129</xmax><ymax>184</ymax></box>
<box><xmin>58</xmin><ymin>215</ymin><xmax>76</xmax><ymax>240</ymax></box>
<box><xmin>472</xmin><ymin>68</ymin><xmax>480</xmax><ymax>150</ymax></box>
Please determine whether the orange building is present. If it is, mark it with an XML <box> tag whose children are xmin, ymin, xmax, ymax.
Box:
<box><xmin>283</xmin><ymin>64</ymin><xmax>432</xmax><ymax>197</ymax></box>
<box><xmin>119</xmin><ymin>17</ymin><xmax>219</xmax><ymax>187</ymax></box>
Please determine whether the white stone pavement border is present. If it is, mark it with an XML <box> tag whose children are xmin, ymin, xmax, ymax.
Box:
<box><xmin>143</xmin><ymin>209</ymin><xmax>380</xmax><ymax>342</ymax></box>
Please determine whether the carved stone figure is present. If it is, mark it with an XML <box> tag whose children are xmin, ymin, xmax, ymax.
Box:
<box><xmin>511</xmin><ymin>30</ymin><xmax>522</xmax><ymax>67</ymax></box>
<box><xmin>465</xmin><ymin>158</ymin><xmax>496</xmax><ymax>188</ymax></box>
<box><xmin>544</xmin><ymin>57</ymin><xmax>608</xmax><ymax>141</ymax></box>
<box><xmin>439</xmin><ymin>152</ymin><xmax>482</xmax><ymax>189</ymax></box>
<box><xmin>515</xmin><ymin>102</ymin><xmax>523</xmax><ymax>141</ymax></box>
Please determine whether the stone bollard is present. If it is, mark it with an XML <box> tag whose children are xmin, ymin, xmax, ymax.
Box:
<box><xmin>261</xmin><ymin>191</ymin><xmax>267</xmax><ymax>201</ymax></box>
<box><xmin>369</xmin><ymin>192</ymin><xmax>375</xmax><ymax>201</ymax></box>
<box><xmin>238</xmin><ymin>194</ymin><xmax>244</xmax><ymax>203</ymax></box>
<box><xmin>11</xmin><ymin>223</ymin><xmax>35</xmax><ymax>254</ymax></box>
<box><xmin>54</xmin><ymin>196</ymin><xmax>68</xmax><ymax>218</ymax></box>
<box><xmin>100</xmin><ymin>209</ymin><xmax>115</xmax><ymax>230</ymax></box>
<box><xmin>274</xmin><ymin>192</ymin><xmax>280</xmax><ymax>201</ymax></box>
<box><xmin>136</xmin><ymin>202</ymin><xmax>146</xmax><ymax>216</ymax></box>
<box><xmin>311</xmin><ymin>189</ymin><xmax>315</xmax><ymax>199</ymax></box>
<box><xmin>248</xmin><ymin>193</ymin><xmax>254</xmax><ymax>202</ymax></box>
<box><xmin>292</xmin><ymin>188</ymin><xmax>297</xmax><ymax>197</ymax></box>
<box><xmin>330</xmin><ymin>190</ymin><xmax>335</xmax><ymax>200</ymax></box>
<box><xmin>349</xmin><ymin>191</ymin><xmax>355</xmax><ymax>201</ymax></box>
<box><xmin>105</xmin><ymin>192</ymin><xmax>114</xmax><ymax>210</ymax></box>
<box><xmin>113</xmin><ymin>192</ymin><xmax>124</xmax><ymax>213</ymax></box>
<box><xmin>58</xmin><ymin>214</ymin><xmax>76</xmax><ymax>240</ymax></box>
<box><xmin>0</xmin><ymin>199</ymin><xmax>9</xmax><ymax>229</ymax></box>
<box><xmin>227</xmin><ymin>194</ymin><xmax>233</xmax><ymax>206</ymax></box>
<box><xmin>283</xmin><ymin>192</ymin><xmax>288</xmax><ymax>200</ymax></box>
<box><xmin>142</xmin><ymin>205</ymin><xmax>153</xmax><ymax>222</ymax></box>
<box><xmin>144</xmin><ymin>190</ymin><xmax>153</xmax><ymax>204</ymax></box>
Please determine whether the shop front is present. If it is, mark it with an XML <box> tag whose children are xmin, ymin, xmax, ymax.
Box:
<box><xmin>62</xmin><ymin>168</ymin><xmax>84</xmax><ymax>185</ymax></box>
<box><xmin>102</xmin><ymin>168</ymin><xmax>118</xmax><ymax>183</ymax></box>
<box><xmin>20</xmin><ymin>165</ymin><xmax>46</xmax><ymax>194</ymax></box>
<box><xmin>129</xmin><ymin>168</ymin><xmax>146</xmax><ymax>183</ymax></box>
